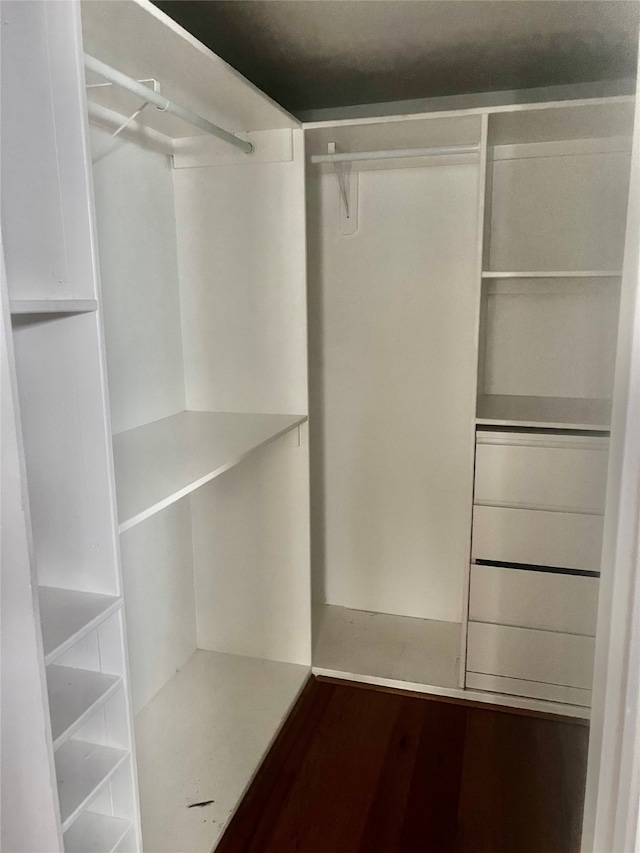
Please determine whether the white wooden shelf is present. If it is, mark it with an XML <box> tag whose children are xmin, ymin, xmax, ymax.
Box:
<box><xmin>476</xmin><ymin>394</ymin><xmax>612</xmax><ymax>431</ymax></box>
<box><xmin>481</xmin><ymin>271</ymin><xmax>622</xmax><ymax>279</ymax></box>
<box><xmin>39</xmin><ymin>587</ymin><xmax>123</xmax><ymax>665</ymax></box>
<box><xmin>10</xmin><ymin>299</ymin><xmax>98</xmax><ymax>315</ymax></box>
<box><xmin>135</xmin><ymin>650</ymin><xmax>309</xmax><ymax>853</ymax></box>
<box><xmin>63</xmin><ymin>812</ymin><xmax>131</xmax><ymax>853</ymax></box>
<box><xmin>55</xmin><ymin>740</ymin><xmax>129</xmax><ymax>832</ymax></box>
<box><xmin>47</xmin><ymin>666</ymin><xmax>122</xmax><ymax>749</ymax></box>
<box><xmin>113</xmin><ymin>411</ymin><xmax>307</xmax><ymax>532</ymax></box>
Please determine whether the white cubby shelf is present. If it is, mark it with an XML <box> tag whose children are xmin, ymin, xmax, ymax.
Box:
<box><xmin>55</xmin><ymin>740</ymin><xmax>129</xmax><ymax>831</ymax></box>
<box><xmin>112</xmin><ymin>411</ymin><xmax>307</xmax><ymax>532</ymax></box>
<box><xmin>476</xmin><ymin>394</ymin><xmax>612</xmax><ymax>431</ymax></box>
<box><xmin>9</xmin><ymin>299</ymin><xmax>98</xmax><ymax>315</ymax></box>
<box><xmin>63</xmin><ymin>812</ymin><xmax>132</xmax><ymax>853</ymax></box>
<box><xmin>481</xmin><ymin>270</ymin><xmax>622</xmax><ymax>279</ymax></box>
<box><xmin>39</xmin><ymin>587</ymin><xmax>123</xmax><ymax>665</ymax></box>
<box><xmin>47</xmin><ymin>665</ymin><xmax>122</xmax><ymax>750</ymax></box>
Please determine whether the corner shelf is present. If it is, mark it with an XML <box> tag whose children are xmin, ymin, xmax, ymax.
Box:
<box><xmin>481</xmin><ymin>271</ymin><xmax>622</xmax><ymax>279</ymax></box>
<box><xmin>63</xmin><ymin>812</ymin><xmax>131</xmax><ymax>853</ymax></box>
<box><xmin>476</xmin><ymin>394</ymin><xmax>612</xmax><ymax>431</ymax></box>
<box><xmin>10</xmin><ymin>299</ymin><xmax>98</xmax><ymax>315</ymax></box>
<box><xmin>39</xmin><ymin>587</ymin><xmax>123</xmax><ymax>665</ymax></box>
<box><xmin>55</xmin><ymin>740</ymin><xmax>129</xmax><ymax>831</ymax></box>
<box><xmin>47</xmin><ymin>666</ymin><xmax>122</xmax><ymax>749</ymax></box>
<box><xmin>113</xmin><ymin>411</ymin><xmax>308</xmax><ymax>532</ymax></box>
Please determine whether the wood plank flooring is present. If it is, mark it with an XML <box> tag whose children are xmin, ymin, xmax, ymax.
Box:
<box><xmin>216</xmin><ymin>676</ymin><xmax>589</xmax><ymax>853</ymax></box>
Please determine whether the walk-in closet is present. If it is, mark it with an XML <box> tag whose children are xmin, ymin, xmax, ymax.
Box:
<box><xmin>2</xmin><ymin>1</ymin><xmax>639</xmax><ymax>852</ymax></box>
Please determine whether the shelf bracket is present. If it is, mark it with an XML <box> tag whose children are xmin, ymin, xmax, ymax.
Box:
<box><xmin>329</xmin><ymin>143</ymin><xmax>358</xmax><ymax>235</ymax></box>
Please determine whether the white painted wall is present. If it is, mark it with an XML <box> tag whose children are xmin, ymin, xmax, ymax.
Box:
<box><xmin>193</xmin><ymin>427</ymin><xmax>311</xmax><ymax>665</ymax></box>
<box><xmin>91</xmin><ymin>128</ymin><xmax>185</xmax><ymax>435</ymax></box>
<box><xmin>173</xmin><ymin>130</ymin><xmax>308</xmax><ymax>415</ymax></box>
<box><xmin>307</xmin><ymin>162</ymin><xmax>479</xmax><ymax>622</ymax></box>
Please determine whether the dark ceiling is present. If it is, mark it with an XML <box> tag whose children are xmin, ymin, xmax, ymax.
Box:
<box><xmin>155</xmin><ymin>1</ymin><xmax>640</xmax><ymax>117</ymax></box>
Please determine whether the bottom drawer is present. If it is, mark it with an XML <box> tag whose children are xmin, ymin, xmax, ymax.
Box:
<box><xmin>466</xmin><ymin>622</ymin><xmax>595</xmax><ymax>690</ymax></box>
<box><xmin>466</xmin><ymin>672</ymin><xmax>591</xmax><ymax>707</ymax></box>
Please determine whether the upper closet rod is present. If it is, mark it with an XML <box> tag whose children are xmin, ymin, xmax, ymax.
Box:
<box><xmin>311</xmin><ymin>144</ymin><xmax>478</xmax><ymax>164</ymax></box>
<box><xmin>84</xmin><ymin>54</ymin><xmax>253</xmax><ymax>154</ymax></box>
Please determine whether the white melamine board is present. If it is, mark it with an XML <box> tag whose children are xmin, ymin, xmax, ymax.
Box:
<box><xmin>488</xmin><ymin>101</ymin><xmax>635</xmax><ymax>146</ymax></box>
<box><xmin>469</xmin><ymin>565</ymin><xmax>599</xmax><ymax>636</ymax></box>
<box><xmin>1</xmin><ymin>1</ymin><xmax>96</xmax><ymax>301</ymax></box>
<box><xmin>55</xmin><ymin>740</ymin><xmax>129</xmax><ymax>831</ymax></box>
<box><xmin>10</xmin><ymin>299</ymin><xmax>98</xmax><ymax>315</ymax></box>
<box><xmin>488</xmin><ymin>151</ymin><xmax>631</xmax><ymax>271</ymax></box>
<box><xmin>173</xmin><ymin>130</ymin><xmax>308</xmax><ymax>414</ymax></box>
<box><xmin>482</xmin><ymin>270</ymin><xmax>623</xmax><ymax>278</ymax></box>
<box><xmin>1</xmin><ymin>261</ymin><xmax>62</xmax><ymax>852</ymax></box>
<box><xmin>465</xmin><ymin>672</ymin><xmax>591</xmax><ymax>707</ymax></box>
<box><xmin>134</xmin><ymin>650</ymin><xmax>309</xmax><ymax>853</ymax></box>
<box><xmin>172</xmin><ymin>128</ymin><xmax>293</xmax><ymax>169</ymax></box>
<box><xmin>119</xmin><ymin>501</ymin><xmax>197</xmax><ymax>714</ymax></box>
<box><xmin>91</xmin><ymin>127</ymin><xmax>186</xmax><ymax>435</ymax></box>
<box><xmin>480</xmin><ymin>278</ymin><xmax>620</xmax><ymax>400</ymax></box>
<box><xmin>474</xmin><ymin>432</ymin><xmax>609</xmax><ymax>514</ymax></box>
<box><xmin>80</xmin><ymin>0</ymin><xmax>297</xmax><ymax>136</ymax></box>
<box><xmin>476</xmin><ymin>394</ymin><xmax>612</xmax><ymax>430</ymax></box>
<box><xmin>64</xmin><ymin>812</ymin><xmax>131</xmax><ymax>853</ymax></box>
<box><xmin>192</xmin><ymin>426</ymin><xmax>311</xmax><ymax>665</ymax></box>
<box><xmin>307</xmin><ymin>163</ymin><xmax>479</xmax><ymax>621</ymax></box>
<box><xmin>467</xmin><ymin>622</ymin><xmax>595</xmax><ymax>690</ymax></box>
<box><xmin>312</xmin><ymin>605</ymin><xmax>460</xmax><ymax>688</ymax></box>
<box><xmin>47</xmin><ymin>666</ymin><xmax>122</xmax><ymax>749</ymax></box>
<box><xmin>12</xmin><ymin>314</ymin><xmax>120</xmax><ymax>592</ymax></box>
<box><xmin>113</xmin><ymin>411</ymin><xmax>306</xmax><ymax>531</ymax></box>
<box><xmin>472</xmin><ymin>505</ymin><xmax>604</xmax><ymax>573</ymax></box>
<box><xmin>39</xmin><ymin>588</ymin><xmax>122</xmax><ymax>665</ymax></box>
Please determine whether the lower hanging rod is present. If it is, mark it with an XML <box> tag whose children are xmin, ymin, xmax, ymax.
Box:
<box><xmin>311</xmin><ymin>144</ymin><xmax>479</xmax><ymax>164</ymax></box>
<box><xmin>84</xmin><ymin>54</ymin><xmax>253</xmax><ymax>154</ymax></box>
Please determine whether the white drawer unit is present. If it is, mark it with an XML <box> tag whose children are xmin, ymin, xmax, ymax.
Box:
<box><xmin>465</xmin><ymin>672</ymin><xmax>591</xmax><ymax>707</ymax></box>
<box><xmin>474</xmin><ymin>431</ymin><xmax>609</xmax><ymax>514</ymax></box>
<box><xmin>469</xmin><ymin>564</ymin><xmax>599</xmax><ymax>636</ymax></box>
<box><xmin>466</xmin><ymin>622</ymin><xmax>595</xmax><ymax>690</ymax></box>
<box><xmin>471</xmin><ymin>505</ymin><xmax>604</xmax><ymax>572</ymax></box>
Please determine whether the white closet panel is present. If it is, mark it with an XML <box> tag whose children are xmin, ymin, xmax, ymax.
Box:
<box><xmin>308</xmin><ymin>162</ymin><xmax>479</xmax><ymax>622</ymax></box>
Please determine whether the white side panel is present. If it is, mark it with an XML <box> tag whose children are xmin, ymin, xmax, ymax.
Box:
<box><xmin>193</xmin><ymin>428</ymin><xmax>311</xmax><ymax>666</ymax></box>
<box><xmin>1</xmin><ymin>258</ymin><xmax>62</xmax><ymax>852</ymax></box>
<box><xmin>488</xmin><ymin>151</ymin><xmax>631</xmax><ymax>271</ymax></box>
<box><xmin>472</xmin><ymin>505</ymin><xmax>604</xmax><ymax>572</ymax></box>
<box><xmin>469</xmin><ymin>565</ymin><xmax>599</xmax><ymax>635</ymax></box>
<box><xmin>90</xmin><ymin>128</ymin><xmax>185</xmax><ymax>435</ymax></box>
<box><xmin>308</xmin><ymin>162</ymin><xmax>479</xmax><ymax>621</ymax></box>
<box><xmin>467</xmin><ymin>622</ymin><xmax>595</xmax><ymax>689</ymax></box>
<box><xmin>119</xmin><ymin>502</ymin><xmax>197</xmax><ymax>714</ymax></box>
<box><xmin>1</xmin><ymin>1</ymin><xmax>95</xmax><ymax>300</ymax></box>
<box><xmin>173</xmin><ymin>130</ymin><xmax>308</xmax><ymax>414</ymax></box>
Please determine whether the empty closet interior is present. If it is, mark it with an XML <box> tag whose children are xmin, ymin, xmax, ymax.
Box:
<box><xmin>1</xmin><ymin>1</ymin><xmax>636</xmax><ymax>852</ymax></box>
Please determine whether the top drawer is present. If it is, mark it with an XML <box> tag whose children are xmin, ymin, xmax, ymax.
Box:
<box><xmin>475</xmin><ymin>431</ymin><xmax>609</xmax><ymax>514</ymax></box>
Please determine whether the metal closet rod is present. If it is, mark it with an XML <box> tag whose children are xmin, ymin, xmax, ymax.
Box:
<box><xmin>311</xmin><ymin>144</ymin><xmax>479</xmax><ymax>164</ymax></box>
<box><xmin>84</xmin><ymin>54</ymin><xmax>253</xmax><ymax>154</ymax></box>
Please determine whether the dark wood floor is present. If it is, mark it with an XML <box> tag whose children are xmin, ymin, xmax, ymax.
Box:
<box><xmin>217</xmin><ymin>676</ymin><xmax>589</xmax><ymax>853</ymax></box>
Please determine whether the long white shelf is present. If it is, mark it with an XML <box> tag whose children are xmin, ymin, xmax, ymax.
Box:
<box><xmin>63</xmin><ymin>812</ymin><xmax>131</xmax><ymax>853</ymax></box>
<box><xmin>113</xmin><ymin>411</ymin><xmax>307</xmax><ymax>532</ymax></box>
<box><xmin>10</xmin><ymin>299</ymin><xmax>98</xmax><ymax>314</ymax></box>
<box><xmin>476</xmin><ymin>394</ymin><xmax>612</xmax><ymax>431</ymax></box>
<box><xmin>481</xmin><ymin>270</ymin><xmax>622</xmax><ymax>278</ymax></box>
<box><xmin>135</xmin><ymin>650</ymin><xmax>309</xmax><ymax>853</ymax></box>
<box><xmin>55</xmin><ymin>740</ymin><xmax>129</xmax><ymax>832</ymax></box>
<box><xmin>39</xmin><ymin>588</ymin><xmax>123</xmax><ymax>665</ymax></box>
<box><xmin>47</xmin><ymin>665</ymin><xmax>122</xmax><ymax>749</ymax></box>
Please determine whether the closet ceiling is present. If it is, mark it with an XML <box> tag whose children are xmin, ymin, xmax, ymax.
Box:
<box><xmin>154</xmin><ymin>1</ymin><xmax>640</xmax><ymax>116</ymax></box>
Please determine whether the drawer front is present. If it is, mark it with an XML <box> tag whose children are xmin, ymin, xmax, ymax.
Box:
<box><xmin>475</xmin><ymin>433</ymin><xmax>608</xmax><ymax>514</ymax></box>
<box><xmin>466</xmin><ymin>672</ymin><xmax>591</xmax><ymax>707</ymax></box>
<box><xmin>469</xmin><ymin>564</ymin><xmax>598</xmax><ymax>635</ymax></box>
<box><xmin>472</xmin><ymin>505</ymin><xmax>603</xmax><ymax>572</ymax></box>
<box><xmin>467</xmin><ymin>622</ymin><xmax>595</xmax><ymax>690</ymax></box>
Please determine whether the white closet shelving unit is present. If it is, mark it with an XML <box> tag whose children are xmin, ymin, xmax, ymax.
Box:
<box><xmin>1</xmin><ymin>2</ymin><xmax>638</xmax><ymax>852</ymax></box>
